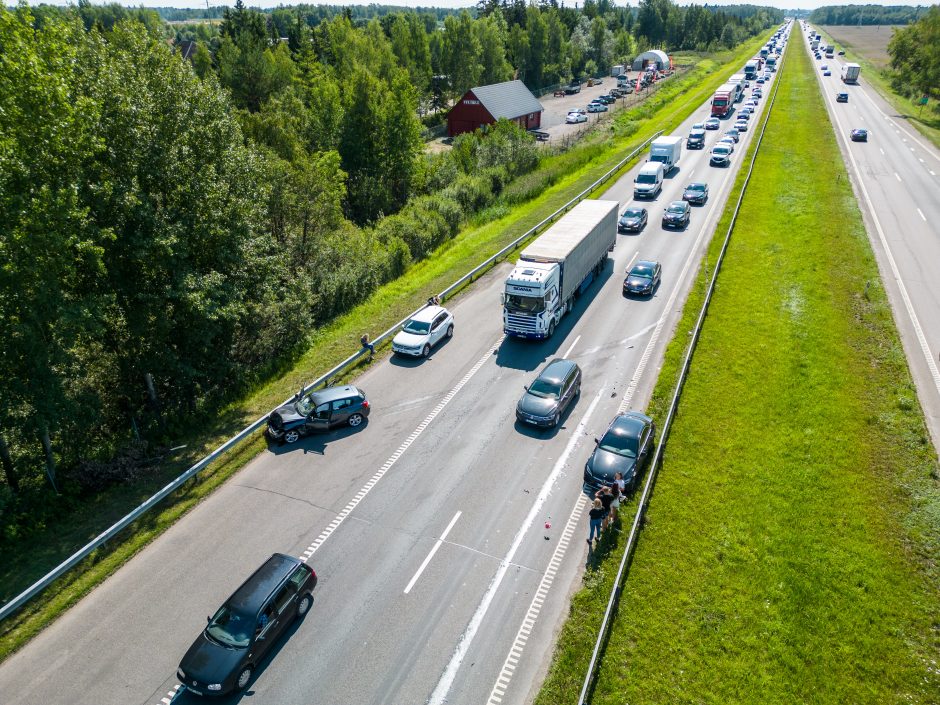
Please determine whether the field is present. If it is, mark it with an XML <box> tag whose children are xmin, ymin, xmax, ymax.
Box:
<box><xmin>823</xmin><ymin>24</ymin><xmax>902</xmax><ymax>69</ymax></box>
<box><xmin>0</xmin><ymin>33</ymin><xmax>775</xmax><ymax>662</ymax></box>
<box><xmin>535</xmin><ymin>36</ymin><xmax>940</xmax><ymax>705</ymax></box>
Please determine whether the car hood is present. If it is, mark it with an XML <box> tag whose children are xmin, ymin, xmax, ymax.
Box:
<box><xmin>625</xmin><ymin>275</ymin><xmax>652</xmax><ymax>289</ymax></box>
<box><xmin>683</xmin><ymin>190</ymin><xmax>700</xmax><ymax>199</ymax></box>
<box><xmin>271</xmin><ymin>403</ymin><xmax>304</xmax><ymax>426</ymax></box>
<box><xmin>180</xmin><ymin>632</ymin><xmax>247</xmax><ymax>685</ymax></box>
<box><xmin>664</xmin><ymin>211</ymin><xmax>685</xmax><ymax>219</ymax></box>
<box><xmin>517</xmin><ymin>393</ymin><xmax>558</xmax><ymax>418</ymax></box>
<box><xmin>393</xmin><ymin>331</ymin><xmax>429</xmax><ymax>347</ymax></box>
<box><xmin>620</xmin><ymin>216</ymin><xmax>641</xmax><ymax>225</ymax></box>
<box><xmin>587</xmin><ymin>448</ymin><xmax>636</xmax><ymax>483</ymax></box>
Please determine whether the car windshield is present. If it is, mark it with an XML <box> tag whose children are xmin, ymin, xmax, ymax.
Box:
<box><xmin>714</xmin><ymin>146</ymin><xmax>730</xmax><ymax>154</ymax></box>
<box><xmin>505</xmin><ymin>294</ymin><xmax>544</xmax><ymax>314</ymax></box>
<box><xmin>403</xmin><ymin>319</ymin><xmax>431</xmax><ymax>335</ymax></box>
<box><xmin>687</xmin><ymin>184</ymin><xmax>705</xmax><ymax>192</ymax></box>
<box><xmin>295</xmin><ymin>396</ymin><xmax>315</xmax><ymax>415</ymax></box>
<box><xmin>528</xmin><ymin>378</ymin><xmax>561</xmax><ymax>399</ymax></box>
<box><xmin>636</xmin><ymin>174</ymin><xmax>656</xmax><ymax>184</ymax></box>
<box><xmin>206</xmin><ymin>606</ymin><xmax>251</xmax><ymax>648</ymax></box>
<box><xmin>631</xmin><ymin>263</ymin><xmax>655</xmax><ymax>277</ymax></box>
<box><xmin>598</xmin><ymin>430</ymin><xmax>638</xmax><ymax>458</ymax></box>
<box><xmin>667</xmin><ymin>204</ymin><xmax>685</xmax><ymax>214</ymax></box>
<box><xmin>623</xmin><ymin>208</ymin><xmax>644</xmax><ymax>218</ymax></box>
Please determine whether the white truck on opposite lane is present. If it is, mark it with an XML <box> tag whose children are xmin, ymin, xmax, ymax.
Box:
<box><xmin>502</xmin><ymin>199</ymin><xmax>618</xmax><ymax>340</ymax></box>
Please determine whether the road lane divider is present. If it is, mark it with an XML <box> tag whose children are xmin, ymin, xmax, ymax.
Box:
<box><xmin>485</xmin><ymin>493</ymin><xmax>587</xmax><ymax>705</ymax></box>
<box><xmin>404</xmin><ymin>511</ymin><xmax>462</xmax><ymax>595</ymax></box>
<box><xmin>427</xmin><ymin>384</ymin><xmax>606</xmax><ymax>705</ymax></box>
<box><xmin>298</xmin><ymin>337</ymin><xmax>503</xmax><ymax>563</ymax></box>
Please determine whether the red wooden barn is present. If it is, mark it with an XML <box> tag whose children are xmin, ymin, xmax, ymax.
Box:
<box><xmin>447</xmin><ymin>80</ymin><xmax>544</xmax><ymax>137</ymax></box>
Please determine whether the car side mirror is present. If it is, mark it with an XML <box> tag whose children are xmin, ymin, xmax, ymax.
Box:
<box><xmin>594</xmin><ymin>437</ymin><xmax>600</xmax><ymax>444</ymax></box>
<box><xmin>523</xmin><ymin>385</ymin><xmax>529</xmax><ymax>391</ymax></box>
<box><xmin>207</xmin><ymin>616</ymin><xmax>211</xmax><ymax>623</ymax></box>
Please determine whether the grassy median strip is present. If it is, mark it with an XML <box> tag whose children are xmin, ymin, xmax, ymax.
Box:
<box><xmin>0</xmin><ymin>33</ymin><xmax>775</xmax><ymax>661</ymax></box>
<box><xmin>536</xmin><ymin>36</ymin><xmax>940</xmax><ymax>705</ymax></box>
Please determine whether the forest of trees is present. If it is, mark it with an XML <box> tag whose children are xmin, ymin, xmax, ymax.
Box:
<box><xmin>0</xmin><ymin>1</ymin><xmax>779</xmax><ymax>530</ymax></box>
<box><xmin>809</xmin><ymin>5</ymin><xmax>925</xmax><ymax>26</ymax></box>
<box><xmin>887</xmin><ymin>6</ymin><xmax>940</xmax><ymax>109</ymax></box>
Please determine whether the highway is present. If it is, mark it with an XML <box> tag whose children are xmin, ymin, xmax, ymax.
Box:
<box><xmin>0</xmin><ymin>41</ymin><xmax>785</xmax><ymax>705</ymax></box>
<box><xmin>803</xmin><ymin>25</ymin><xmax>940</xmax><ymax>454</ymax></box>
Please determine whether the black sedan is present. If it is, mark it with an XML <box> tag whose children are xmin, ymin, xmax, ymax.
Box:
<box><xmin>623</xmin><ymin>260</ymin><xmax>661</xmax><ymax>297</ymax></box>
<box><xmin>516</xmin><ymin>358</ymin><xmax>581</xmax><ymax>429</ymax></box>
<box><xmin>662</xmin><ymin>201</ymin><xmax>691</xmax><ymax>229</ymax></box>
<box><xmin>583</xmin><ymin>411</ymin><xmax>655</xmax><ymax>493</ymax></box>
<box><xmin>618</xmin><ymin>206</ymin><xmax>648</xmax><ymax>233</ymax></box>
<box><xmin>850</xmin><ymin>128</ymin><xmax>868</xmax><ymax>142</ymax></box>
<box><xmin>682</xmin><ymin>182</ymin><xmax>709</xmax><ymax>205</ymax></box>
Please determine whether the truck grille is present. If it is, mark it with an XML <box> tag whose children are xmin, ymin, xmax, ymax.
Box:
<box><xmin>506</xmin><ymin>314</ymin><xmax>538</xmax><ymax>331</ymax></box>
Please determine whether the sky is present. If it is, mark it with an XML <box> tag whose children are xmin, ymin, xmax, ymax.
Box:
<box><xmin>22</xmin><ymin>0</ymin><xmax>927</xmax><ymax>13</ymax></box>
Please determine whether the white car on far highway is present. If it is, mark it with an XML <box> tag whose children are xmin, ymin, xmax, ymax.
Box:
<box><xmin>392</xmin><ymin>305</ymin><xmax>455</xmax><ymax>358</ymax></box>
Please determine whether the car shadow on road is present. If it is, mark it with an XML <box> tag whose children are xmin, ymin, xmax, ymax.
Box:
<box><xmin>172</xmin><ymin>610</ymin><xmax>311</xmax><ymax>703</ymax></box>
<box><xmin>387</xmin><ymin>335</ymin><xmax>454</xmax><ymax>367</ymax></box>
<box><xmin>265</xmin><ymin>421</ymin><xmax>368</xmax><ymax>457</ymax></box>
<box><xmin>495</xmin><ymin>260</ymin><xmax>615</xmax><ymax>372</ymax></box>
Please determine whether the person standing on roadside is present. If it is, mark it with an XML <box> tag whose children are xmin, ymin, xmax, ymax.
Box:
<box><xmin>587</xmin><ymin>499</ymin><xmax>605</xmax><ymax>545</ymax></box>
<box><xmin>596</xmin><ymin>485</ymin><xmax>614</xmax><ymax>530</ymax></box>
<box><xmin>607</xmin><ymin>482</ymin><xmax>621</xmax><ymax>524</ymax></box>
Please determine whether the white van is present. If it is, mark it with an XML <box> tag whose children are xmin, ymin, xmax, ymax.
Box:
<box><xmin>633</xmin><ymin>162</ymin><xmax>665</xmax><ymax>199</ymax></box>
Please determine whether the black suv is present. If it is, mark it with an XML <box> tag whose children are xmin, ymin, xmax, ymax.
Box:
<box><xmin>178</xmin><ymin>554</ymin><xmax>317</xmax><ymax>696</ymax></box>
<box><xmin>267</xmin><ymin>385</ymin><xmax>369</xmax><ymax>444</ymax></box>
<box><xmin>516</xmin><ymin>358</ymin><xmax>582</xmax><ymax>429</ymax></box>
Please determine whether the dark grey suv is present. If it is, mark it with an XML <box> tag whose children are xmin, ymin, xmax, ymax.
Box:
<box><xmin>516</xmin><ymin>359</ymin><xmax>582</xmax><ymax>429</ymax></box>
<box><xmin>266</xmin><ymin>385</ymin><xmax>370</xmax><ymax>444</ymax></box>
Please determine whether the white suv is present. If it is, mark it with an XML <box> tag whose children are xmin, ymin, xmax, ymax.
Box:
<box><xmin>392</xmin><ymin>305</ymin><xmax>455</xmax><ymax>358</ymax></box>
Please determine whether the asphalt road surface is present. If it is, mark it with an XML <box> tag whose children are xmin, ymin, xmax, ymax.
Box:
<box><xmin>0</xmin><ymin>42</ymin><xmax>786</xmax><ymax>705</ymax></box>
<box><xmin>803</xmin><ymin>26</ymin><xmax>940</xmax><ymax>454</ymax></box>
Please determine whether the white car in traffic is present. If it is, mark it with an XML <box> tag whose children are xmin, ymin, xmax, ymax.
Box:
<box><xmin>392</xmin><ymin>305</ymin><xmax>455</xmax><ymax>358</ymax></box>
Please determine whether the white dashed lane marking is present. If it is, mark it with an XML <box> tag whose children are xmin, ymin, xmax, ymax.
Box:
<box><xmin>917</xmin><ymin>208</ymin><xmax>926</xmax><ymax>222</ymax></box>
<box><xmin>297</xmin><ymin>336</ymin><xmax>503</xmax><ymax>563</ymax></box>
<box><xmin>404</xmin><ymin>511</ymin><xmax>462</xmax><ymax>594</ymax></box>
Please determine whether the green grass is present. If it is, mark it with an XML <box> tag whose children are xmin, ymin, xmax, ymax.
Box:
<box><xmin>536</xmin><ymin>36</ymin><xmax>940</xmax><ymax>705</ymax></box>
<box><xmin>815</xmin><ymin>26</ymin><xmax>940</xmax><ymax>149</ymax></box>
<box><xmin>0</xmin><ymin>31</ymin><xmax>774</xmax><ymax>661</ymax></box>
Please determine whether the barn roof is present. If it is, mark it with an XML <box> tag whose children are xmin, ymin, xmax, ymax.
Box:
<box><xmin>470</xmin><ymin>80</ymin><xmax>543</xmax><ymax>120</ymax></box>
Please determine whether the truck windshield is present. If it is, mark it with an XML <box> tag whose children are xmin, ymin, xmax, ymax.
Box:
<box><xmin>505</xmin><ymin>294</ymin><xmax>544</xmax><ymax>314</ymax></box>
<box><xmin>649</xmin><ymin>155</ymin><xmax>666</xmax><ymax>163</ymax></box>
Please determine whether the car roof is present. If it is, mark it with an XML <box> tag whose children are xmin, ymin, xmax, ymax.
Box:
<box><xmin>537</xmin><ymin>358</ymin><xmax>577</xmax><ymax>383</ymax></box>
<box><xmin>226</xmin><ymin>553</ymin><xmax>301</xmax><ymax>616</ymax></box>
<box><xmin>408</xmin><ymin>305</ymin><xmax>448</xmax><ymax>323</ymax></box>
<box><xmin>669</xmin><ymin>200</ymin><xmax>687</xmax><ymax>207</ymax></box>
<box><xmin>311</xmin><ymin>384</ymin><xmax>363</xmax><ymax>403</ymax></box>
<box><xmin>609</xmin><ymin>412</ymin><xmax>651</xmax><ymax>437</ymax></box>
<box><xmin>686</xmin><ymin>182</ymin><xmax>707</xmax><ymax>188</ymax></box>
<box><xmin>633</xmin><ymin>260</ymin><xmax>659</xmax><ymax>269</ymax></box>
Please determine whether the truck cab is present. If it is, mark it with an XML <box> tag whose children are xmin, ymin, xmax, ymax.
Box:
<box><xmin>503</xmin><ymin>263</ymin><xmax>562</xmax><ymax>339</ymax></box>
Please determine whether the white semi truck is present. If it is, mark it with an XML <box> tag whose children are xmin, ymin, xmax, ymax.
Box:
<box><xmin>841</xmin><ymin>63</ymin><xmax>861</xmax><ymax>84</ymax></box>
<box><xmin>502</xmin><ymin>200</ymin><xmax>618</xmax><ymax>340</ymax></box>
<box><xmin>649</xmin><ymin>135</ymin><xmax>683</xmax><ymax>171</ymax></box>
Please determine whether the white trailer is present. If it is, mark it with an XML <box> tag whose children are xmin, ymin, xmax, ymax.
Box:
<box><xmin>841</xmin><ymin>63</ymin><xmax>861</xmax><ymax>84</ymax></box>
<box><xmin>503</xmin><ymin>200</ymin><xmax>617</xmax><ymax>340</ymax></box>
<box><xmin>649</xmin><ymin>135</ymin><xmax>683</xmax><ymax>171</ymax></box>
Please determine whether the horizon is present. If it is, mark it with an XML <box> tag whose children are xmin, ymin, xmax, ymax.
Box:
<box><xmin>15</xmin><ymin>1</ymin><xmax>931</xmax><ymax>15</ymax></box>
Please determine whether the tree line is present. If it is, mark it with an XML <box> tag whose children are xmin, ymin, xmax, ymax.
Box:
<box><xmin>809</xmin><ymin>5</ymin><xmax>926</xmax><ymax>26</ymax></box>
<box><xmin>887</xmin><ymin>6</ymin><xmax>940</xmax><ymax>110</ymax></box>
<box><xmin>0</xmin><ymin>1</ymin><xmax>778</xmax><ymax>531</ymax></box>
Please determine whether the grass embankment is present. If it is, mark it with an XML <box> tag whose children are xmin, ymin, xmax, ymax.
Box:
<box><xmin>0</xmin><ymin>32</ymin><xmax>774</xmax><ymax>661</ymax></box>
<box><xmin>816</xmin><ymin>25</ymin><xmax>940</xmax><ymax>149</ymax></box>
<box><xmin>536</xmin><ymin>37</ymin><xmax>940</xmax><ymax>705</ymax></box>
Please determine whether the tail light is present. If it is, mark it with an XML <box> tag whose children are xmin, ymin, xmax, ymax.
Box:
<box><xmin>361</xmin><ymin>400</ymin><xmax>370</xmax><ymax>409</ymax></box>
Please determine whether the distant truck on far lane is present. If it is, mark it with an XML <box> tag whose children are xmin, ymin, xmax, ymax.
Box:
<box><xmin>841</xmin><ymin>63</ymin><xmax>861</xmax><ymax>84</ymax></box>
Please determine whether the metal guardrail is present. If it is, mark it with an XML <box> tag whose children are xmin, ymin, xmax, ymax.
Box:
<box><xmin>577</xmin><ymin>36</ymin><xmax>790</xmax><ymax>705</ymax></box>
<box><xmin>0</xmin><ymin>129</ymin><xmax>663</xmax><ymax>624</ymax></box>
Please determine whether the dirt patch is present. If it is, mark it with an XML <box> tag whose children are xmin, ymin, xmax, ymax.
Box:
<box><xmin>823</xmin><ymin>25</ymin><xmax>902</xmax><ymax>70</ymax></box>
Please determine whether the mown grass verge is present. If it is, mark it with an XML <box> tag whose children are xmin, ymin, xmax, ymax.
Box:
<box><xmin>535</xmin><ymin>36</ymin><xmax>940</xmax><ymax>705</ymax></box>
<box><xmin>0</xmin><ymin>31</ymin><xmax>774</xmax><ymax>661</ymax></box>
<box><xmin>815</xmin><ymin>25</ymin><xmax>940</xmax><ymax>149</ymax></box>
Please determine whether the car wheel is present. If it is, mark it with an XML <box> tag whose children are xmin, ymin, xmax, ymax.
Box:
<box><xmin>236</xmin><ymin>666</ymin><xmax>253</xmax><ymax>692</ymax></box>
<box><xmin>284</xmin><ymin>429</ymin><xmax>301</xmax><ymax>444</ymax></box>
<box><xmin>422</xmin><ymin>343</ymin><xmax>431</xmax><ymax>358</ymax></box>
<box><xmin>348</xmin><ymin>413</ymin><xmax>364</xmax><ymax>428</ymax></box>
<box><xmin>446</xmin><ymin>324</ymin><xmax>454</xmax><ymax>338</ymax></box>
<box><xmin>297</xmin><ymin>593</ymin><xmax>313</xmax><ymax>618</ymax></box>
<box><xmin>551</xmin><ymin>412</ymin><xmax>560</xmax><ymax>428</ymax></box>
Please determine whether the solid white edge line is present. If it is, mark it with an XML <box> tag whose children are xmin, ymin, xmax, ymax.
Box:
<box><xmin>563</xmin><ymin>334</ymin><xmax>582</xmax><ymax>359</ymax></box>
<box><xmin>426</xmin><ymin>385</ymin><xmax>606</xmax><ymax>705</ymax></box>
<box><xmin>819</xmin><ymin>55</ymin><xmax>940</xmax><ymax>406</ymax></box>
<box><xmin>404</xmin><ymin>511</ymin><xmax>462</xmax><ymax>595</ymax></box>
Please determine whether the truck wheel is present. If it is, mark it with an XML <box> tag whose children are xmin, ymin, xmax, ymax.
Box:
<box><xmin>547</xmin><ymin>320</ymin><xmax>555</xmax><ymax>339</ymax></box>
